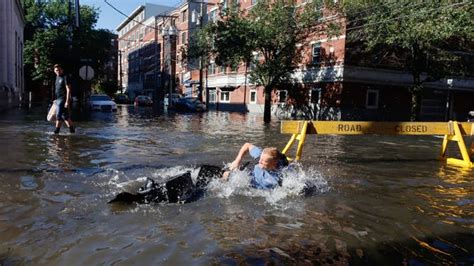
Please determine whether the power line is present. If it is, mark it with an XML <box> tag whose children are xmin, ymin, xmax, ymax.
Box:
<box><xmin>104</xmin><ymin>0</ymin><xmax>178</xmax><ymax>32</ymax></box>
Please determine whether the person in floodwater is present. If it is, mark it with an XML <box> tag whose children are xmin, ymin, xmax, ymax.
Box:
<box><xmin>225</xmin><ymin>143</ymin><xmax>289</xmax><ymax>189</ymax></box>
<box><xmin>53</xmin><ymin>64</ymin><xmax>75</xmax><ymax>134</ymax></box>
<box><xmin>109</xmin><ymin>145</ymin><xmax>296</xmax><ymax>204</ymax></box>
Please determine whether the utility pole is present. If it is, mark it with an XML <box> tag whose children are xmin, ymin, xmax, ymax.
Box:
<box><xmin>74</xmin><ymin>0</ymin><xmax>81</xmax><ymax>28</ymax></box>
<box><xmin>118</xmin><ymin>50</ymin><xmax>123</xmax><ymax>94</ymax></box>
<box><xmin>198</xmin><ymin>0</ymin><xmax>204</xmax><ymax>103</ymax></box>
<box><xmin>153</xmin><ymin>17</ymin><xmax>160</xmax><ymax>112</ymax></box>
<box><xmin>156</xmin><ymin>15</ymin><xmax>177</xmax><ymax>110</ymax></box>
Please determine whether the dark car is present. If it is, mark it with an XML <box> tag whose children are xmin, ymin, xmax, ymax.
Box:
<box><xmin>134</xmin><ymin>95</ymin><xmax>153</xmax><ymax>106</ymax></box>
<box><xmin>174</xmin><ymin>97</ymin><xmax>206</xmax><ymax>112</ymax></box>
<box><xmin>114</xmin><ymin>94</ymin><xmax>130</xmax><ymax>104</ymax></box>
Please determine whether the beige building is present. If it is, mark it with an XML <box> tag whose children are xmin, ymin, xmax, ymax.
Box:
<box><xmin>0</xmin><ymin>0</ymin><xmax>25</xmax><ymax>111</ymax></box>
<box><xmin>116</xmin><ymin>3</ymin><xmax>174</xmax><ymax>101</ymax></box>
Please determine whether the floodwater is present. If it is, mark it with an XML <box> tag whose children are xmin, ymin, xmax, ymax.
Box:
<box><xmin>0</xmin><ymin>105</ymin><xmax>473</xmax><ymax>265</ymax></box>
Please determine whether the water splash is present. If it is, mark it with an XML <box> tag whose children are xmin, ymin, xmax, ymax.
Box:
<box><xmin>104</xmin><ymin>164</ymin><xmax>330</xmax><ymax>205</ymax></box>
<box><xmin>207</xmin><ymin>163</ymin><xmax>330</xmax><ymax>204</ymax></box>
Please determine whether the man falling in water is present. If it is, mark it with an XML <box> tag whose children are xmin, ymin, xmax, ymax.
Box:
<box><xmin>226</xmin><ymin>143</ymin><xmax>289</xmax><ymax>189</ymax></box>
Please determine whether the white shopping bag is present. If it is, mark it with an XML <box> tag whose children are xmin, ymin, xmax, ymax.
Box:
<box><xmin>47</xmin><ymin>101</ymin><xmax>57</xmax><ymax>122</ymax></box>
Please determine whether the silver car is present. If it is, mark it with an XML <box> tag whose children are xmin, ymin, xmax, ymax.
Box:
<box><xmin>89</xmin><ymin>95</ymin><xmax>117</xmax><ymax>112</ymax></box>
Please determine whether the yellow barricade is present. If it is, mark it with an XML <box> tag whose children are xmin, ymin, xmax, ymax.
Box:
<box><xmin>281</xmin><ymin>121</ymin><xmax>474</xmax><ymax>167</ymax></box>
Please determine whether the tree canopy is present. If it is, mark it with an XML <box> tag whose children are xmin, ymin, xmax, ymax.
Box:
<box><xmin>22</xmin><ymin>0</ymin><xmax>116</xmax><ymax>97</ymax></box>
<box><xmin>187</xmin><ymin>0</ymin><xmax>338</xmax><ymax>123</ymax></box>
<box><xmin>344</xmin><ymin>0</ymin><xmax>474</xmax><ymax>120</ymax></box>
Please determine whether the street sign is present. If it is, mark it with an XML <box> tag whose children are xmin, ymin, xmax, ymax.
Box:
<box><xmin>281</xmin><ymin>121</ymin><xmax>474</xmax><ymax>136</ymax></box>
<box><xmin>79</xmin><ymin>65</ymin><xmax>95</xmax><ymax>81</ymax></box>
<box><xmin>280</xmin><ymin>120</ymin><xmax>474</xmax><ymax>167</ymax></box>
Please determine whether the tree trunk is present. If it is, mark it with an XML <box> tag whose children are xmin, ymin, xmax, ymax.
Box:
<box><xmin>409</xmin><ymin>43</ymin><xmax>423</xmax><ymax>121</ymax></box>
<box><xmin>409</xmin><ymin>81</ymin><xmax>422</xmax><ymax>121</ymax></box>
<box><xmin>410</xmin><ymin>89</ymin><xmax>420</xmax><ymax>121</ymax></box>
<box><xmin>264</xmin><ymin>86</ymin><xmax>272</xmax><ymax>123</ymax></box>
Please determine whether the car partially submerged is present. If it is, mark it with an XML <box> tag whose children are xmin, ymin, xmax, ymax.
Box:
<box><xmin>174</xmin><ymin>97</ymin><xmax>206</xmax><ymax>112</ymax></box>
<box><xmin>134</xmin><ymin>95</ymin><xmax>153</xmax><ymax>106</ymax></box>
<box><xmin>114</xmin><ymin>94</ymin><xmax>130</xmax><ymax>104</ymax></box>
<box><xmin>89</xmin><ymin>94</ymin><xmax>117</xmax><ymax>112</ymax></box>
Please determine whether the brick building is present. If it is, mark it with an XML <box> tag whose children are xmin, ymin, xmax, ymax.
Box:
<box><xmin>117</xmin><ymin>0</ymin><xmax>474</xmax><ymax>121</ymax></box>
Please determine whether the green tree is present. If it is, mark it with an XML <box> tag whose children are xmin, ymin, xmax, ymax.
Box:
<box><xmin>344</xmin><ymin>0</ymin><xmax>474</xmax><ymax>121</ymax></box>
<box><xmin>188</xmin><ymin>0</ymin><xmax>337</xmax><ymax>123</ymax></box>
<box><xmin>22</xmin><ymin>0</ymin><xmax>115</xmax><ymax>100</ymax></box>
<box><xmin>183</xmin><ymin>23</ymin><xmax>215</xmax><ymax>104</ymax></box>
<box><xmin>94</xmin><ymin>80</ymin><xmax>116</xmax><ymax>96</ymax></box>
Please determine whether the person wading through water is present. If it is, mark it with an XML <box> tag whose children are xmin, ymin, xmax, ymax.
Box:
<box><xmin>53</xmin><ymin>64</ymin><xmax>75</xmax><ymax>134</ymax></box>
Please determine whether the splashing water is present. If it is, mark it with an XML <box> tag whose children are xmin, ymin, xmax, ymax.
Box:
<box><xmin>105</xmin><ymin>163</ymin><xmax>330</xmax><ymax>205</ymax></box>
<box><xmin>207</xmin><ymin>163</ymin><xmax>330</xmax><ymax>204</ymax></box>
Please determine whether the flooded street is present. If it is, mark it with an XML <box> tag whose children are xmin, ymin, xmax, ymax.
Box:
<box><xmin>0</xmin><ymin>105</ymin><xmax>473</xmax><ymax>265</ymax></box>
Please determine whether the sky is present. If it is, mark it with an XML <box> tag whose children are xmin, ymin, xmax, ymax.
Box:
<box><xmin>80</xmin><ymin>0</ymin><xmax>183</xmax><ymax>32</ymax></box>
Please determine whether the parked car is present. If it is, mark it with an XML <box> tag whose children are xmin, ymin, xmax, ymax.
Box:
<box><xmin>174</xmin><ymin>97</ymin><xmax>206</xmax><ymax>112</ymax></box>
<box><xmin>89</xmin><ymin>94</ymin><xmax>117</xmax><ymax>112</ymax></box>
<box><xmin>164</xmin><ymin>93</ymin><xmax>182</xmax><ymax>107</ymax></box>
<box><xmin>114</xmin><ymin>94</ymin><xmax>130</xmax><ymax>104</ymax></box>
<box><xmin>134</xmin><ymin>95</ymin><xmax>153</xmax><ymax>106</ymax></box>
<box><xmin>468</xmin><ymin>111</ymin><xmax>474</xmax><ymax>122</ymax></box>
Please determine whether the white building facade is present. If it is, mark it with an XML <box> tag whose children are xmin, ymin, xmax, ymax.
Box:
<box><xmin>0</xmin><ymin>0</ymin><xmax>25</xmax><ymax>110</ymax></box>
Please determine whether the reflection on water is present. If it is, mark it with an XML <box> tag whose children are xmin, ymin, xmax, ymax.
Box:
<box><xmin>0</xmin><ymin>105</ymin><xmax>473</xmax><ymax>264</ymax></box>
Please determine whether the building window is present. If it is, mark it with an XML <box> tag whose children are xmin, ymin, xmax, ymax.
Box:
<box><xmin>209</xmin><ymin>90</ymin><xmax>217</xmax><ymax>103</ymax></box>
<box><xmin>221</xmin><ymin>0</ymin><xmax>228</xmax><ymax>9</ymax></box>
<box><xmin>208</xmin><ymin>63</ymin><xmax>216</xmax><ymax>75</ymax></box>
<box><xmin>310</xmin><ymin>88</ymin><xmax>321</xmax><ymax>104</ymax></box>
<box><xmin>250</xmin><ymin>90</ymin><xmax>257</xmax><ymax>103</ymax></box>
<box><xmin>181</xmin><ymin>31</ymin><xmax>187</xmax><ymax>44</ymax></box>
<box><xmin>250</xmin><ymin>53</ymin><xmax>259</xmax><ymax>70</ymax></box>
<box><xmin>220</xmin><ymin>91</ymin><xmax>230</xmax><ymax>102</ymax></box>
<box><xmin>278</xmin><ymin>90</ymin><xmax>287</xmax><ymax>103</ymax></box>
<box><xmin>209</xmin><ymin>9</ymin><xmax>217</xmax><ymax>23</ymax></box>
<box><xmin>366</xmin><ymin>89</ymin><xmax>379</xmax><ymax>109</ymax></box>
<box><xmin>312</xmin><ymin>42</ymin><xmax>321</xmax><ymax>65</ymax></box>
<box><xmin>182</xmin><ymin>9</ymin><xmax>188</xmax><ymax>22</ymax></box>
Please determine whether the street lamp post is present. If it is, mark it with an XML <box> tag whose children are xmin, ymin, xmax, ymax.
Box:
<box><xmin>118</xmin><ymin>50</ymin><xmax>123</xmax><ymax>94</ymax></box>
<box><xmin>162</xmin><ymin>24</ymin><xmax>177</xmax><ymax>109</ymax></box>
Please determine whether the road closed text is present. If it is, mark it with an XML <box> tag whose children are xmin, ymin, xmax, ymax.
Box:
<box><xmin>337</xmin><ymin>124</ymin><xmax>363</xmax><ymax>132</ymax></box>
<box><xmin>394</xmin><ymin>125</ymin><xmax>428</xmax><ymax>133</ymax></box>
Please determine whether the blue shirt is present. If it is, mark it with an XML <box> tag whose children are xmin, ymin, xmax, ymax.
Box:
<box><xmin>248</xmin><ymin>146</ymin><xmax>284</xmax><ymax>190</ymax></box>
